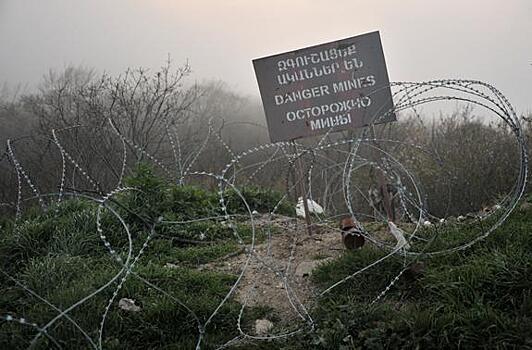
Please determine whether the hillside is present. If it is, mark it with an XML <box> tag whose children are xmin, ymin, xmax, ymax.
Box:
<box><xmin>0</xmin><ymin>167</ymin><xmax>531</xmax><ymax>349</ymax></box>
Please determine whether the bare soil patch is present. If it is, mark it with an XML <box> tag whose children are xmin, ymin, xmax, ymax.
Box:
<box><xmin>201</xmin><ymin>215</ymin><xmax>345</xmax><ymax>322</ymax></box>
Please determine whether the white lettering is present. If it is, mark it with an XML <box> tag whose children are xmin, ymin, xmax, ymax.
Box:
<box><xmin>273</xmin><ymin>84</ymin><xmax>331</xmax><ymax>105</ymax></box>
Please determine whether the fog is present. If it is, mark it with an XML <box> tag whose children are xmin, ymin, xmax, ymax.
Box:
<box><xmin>0</xmin><ymin>0</ymin><xmax>531</xmax><ymax>113</ymax></box>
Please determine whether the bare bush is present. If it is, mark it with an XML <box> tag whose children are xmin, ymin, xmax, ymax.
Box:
<box><xmin>0</xmin><ymin>69</ymin><xmax>530</xmax><ymax>218</ymax></box>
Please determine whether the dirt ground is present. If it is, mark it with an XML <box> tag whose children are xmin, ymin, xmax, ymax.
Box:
<box><xmin>201</xmin><ymin>215</ymin><xmax>347</xmax><ymax>324</ymax></box>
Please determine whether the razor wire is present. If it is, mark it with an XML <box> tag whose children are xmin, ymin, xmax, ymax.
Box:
<box><xmin>0</xmin><ymin>79</ymin><xmax>528</xmax><ymax>349</ymax></box>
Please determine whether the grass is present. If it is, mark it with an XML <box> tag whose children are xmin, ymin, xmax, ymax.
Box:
<box><xmin>0</xmin><ymin>165</ymin><xmax>290</xmax><ymax>349</ymax></box>
<box><xmin>269</xmin><ymin>196</ymin><xmax>532</xmax><ymax>350</ymax></box>
<box><xmin>0</xmin><ymin>164</ymin><xmax>530</xmax><ymax>349</ymax></box>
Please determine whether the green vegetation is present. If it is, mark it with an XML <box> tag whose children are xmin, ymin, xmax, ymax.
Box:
<box><xmin>0</xmin><ymin>165</ymin><xmax>530</xmax><ymax>349</ymax></box>
<box><xmin>0</xmin><ymin>165</ymin><xmax>287</xmax><ymax>349</ymax></box>
<box><xmin>272</xmin><ymin>198</ymin><xmax>532</xmax><ymax>349</ymax></box>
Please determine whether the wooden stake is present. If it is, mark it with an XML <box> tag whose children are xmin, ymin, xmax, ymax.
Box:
<box><xmin>370</xmin><ymin>127</ymin><xmax>394</xmax><ymax>222</ymax></box>
<box><xmin>292</xmin><ymin>141</ymin><xmax>312</xmax><ymax>235</ymax></box>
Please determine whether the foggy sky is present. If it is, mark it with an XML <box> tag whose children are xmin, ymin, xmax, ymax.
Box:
<box><xmin>1</xmin><ymin>0</ymin><xmax>531</xmax><ymax>114</ymax></box>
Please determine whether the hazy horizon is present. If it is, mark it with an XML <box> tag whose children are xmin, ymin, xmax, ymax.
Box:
<box><xmin>1</xmin><ymin>0</ymin><xmax>531</xmax><ymax>114</ymax></box>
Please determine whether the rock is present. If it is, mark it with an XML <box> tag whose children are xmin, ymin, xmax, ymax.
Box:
<box><xmin>118</xmin><ymin>298</ymin><xmax>141</xmax><ymax>312</ymax></box>
<box><xmin>295</xmin><ymin>261</ymin><xmax>317</xmax><ymax>277</ymax></box>
<box><xmin>254</xmin><ymin>319</ymin><xmax>273</xmax><ymax>335</ymax></box>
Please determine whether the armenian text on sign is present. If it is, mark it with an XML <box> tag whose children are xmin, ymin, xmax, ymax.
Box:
<box><xmin>253</xmin><ymin>31</ymin><xmax>396</xmax><ymax>142</ymax></box>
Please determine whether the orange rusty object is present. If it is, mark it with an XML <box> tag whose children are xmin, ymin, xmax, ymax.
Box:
<box><xmin>340</xmin><ymin>217</ymin><xmax>356</xmax><ymax>231</ymax></box>
<box><xmin>339</xmin><ymin>217</ymin><xmax>365</xmax><ymax>250</ymax></box>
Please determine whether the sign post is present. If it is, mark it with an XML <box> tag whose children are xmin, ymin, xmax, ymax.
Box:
<box><xmin>292</xmin><ymin>141</ymin><xmax>313</xmax><ymax>235</ymax></box>
<box><xmin>253</xmin><ymin>31</ymin><xmax>396</xmax><ymax>232</ymax></box>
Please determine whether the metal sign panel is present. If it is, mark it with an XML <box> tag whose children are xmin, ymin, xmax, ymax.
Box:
<box><xmin>253</xmin><ymin>31</ymin><xmax>396</xmax><ymax>142</ymax></box>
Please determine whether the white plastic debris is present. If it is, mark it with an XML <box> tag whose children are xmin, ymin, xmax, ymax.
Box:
<box><xmin>118</xmin><ymin>298</ymin><xmax>141</xmax><ymax>312</ymax></box>
<box><xmin>388</xmin><ymin>222</ymin><xmax>410</xmax><ymax>250</ymax></box>
<box><xmin>199</xmin><ymin>232</ymin><xmax>206</xmax><ymax>240</ymax></box>
<box><xmin>295</xmin><ymin>197</ymin><xmax>324</xmax><ymax>218</ymax></box>
<box><xmin>439</xmin><ymin>218</ymin><xmax>445</xmax><ymax>223</ymax></box>
<box><xmin>252</xmin><ymin>210</ymin><xmax>259</xmax><ymax>216</ymax></box>
<box><xmin>423</xmin><ymin>220</ymin><xmax>432</xmax><ymax>226</ymax></box>
<box><xmin>457</xmin><ymin>215</ymin><xmax>466</xmax><ymax>221</ymax></box>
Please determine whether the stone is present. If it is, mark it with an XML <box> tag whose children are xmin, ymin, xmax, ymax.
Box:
<box><xmin>254</xmin><ymin>319</ymin><xmax>273</xmax><ymax>335</ymax></box>
<box><xmin>118</xmin><ymin>298</ymin><xmax>141</xmax><ymax>312</ymax></box>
